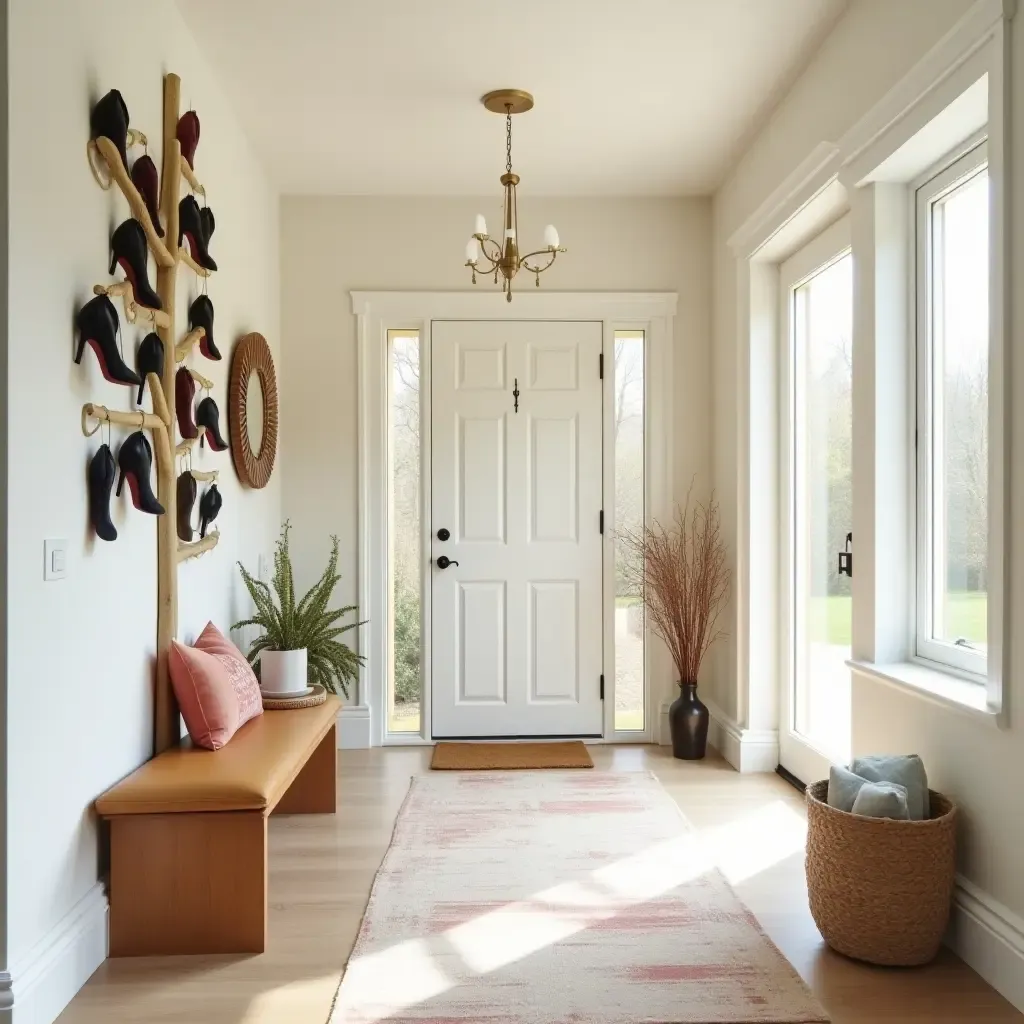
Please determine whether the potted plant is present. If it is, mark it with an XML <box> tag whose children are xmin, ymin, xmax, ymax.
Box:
<box><xmin>233</xmin><ymin>522</ymin><xmax>365</xmax><ymax>698</ymax></box>
<box><xmin>620</xmin><ymin>489</ymin><xmax>730</xmax><ymax>759</ymax></box>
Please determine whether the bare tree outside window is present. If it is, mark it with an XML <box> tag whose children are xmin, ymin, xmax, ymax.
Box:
<box><xmin>614</xmin><ymin>332</ymin><xmax>645</xmax><ymax>731</ymax></box>
<box><xmin>388</xmin><ymin>332</ymin><xmax>422</xmax><ymax>733</ymax></box>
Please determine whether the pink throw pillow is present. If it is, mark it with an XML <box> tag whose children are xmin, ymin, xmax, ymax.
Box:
<box><xmin>169</xmin><ymin>640</ymin><xmax>241</xmax><ymax>750</ymax></box>
<box><xmin>194</xmin><ymin>621</ymin><xmax>263</xmax><ymax>728</ymax></box>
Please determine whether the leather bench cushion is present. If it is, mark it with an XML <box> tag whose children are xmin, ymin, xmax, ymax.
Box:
<box><xmin>96</xmin><ymin>696</ymin><xmax>341</xmax><ymax>816</ymax></box>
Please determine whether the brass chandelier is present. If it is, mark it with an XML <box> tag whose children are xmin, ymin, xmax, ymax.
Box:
<box><xmin>464</xmin><ymin>90</ymin><xmax>565</xmax><ymax>302</ymax></box>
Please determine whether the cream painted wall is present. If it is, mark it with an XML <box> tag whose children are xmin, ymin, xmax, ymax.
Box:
<box><xmin>6</xmin><ymin>0</ymin><xmax>280</xmax><ymax>992</ymax></box>
<box><xmin>280</xmin><ymin>196</ymin><xmax>711</xmax><ymax>703</ymax></box>
<box><xmin>712</xmin><ymin>0</ymin><xmax>1024</xmax><ymax>964</ymax></box>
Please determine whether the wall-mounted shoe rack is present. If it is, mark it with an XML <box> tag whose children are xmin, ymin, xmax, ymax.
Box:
<box><xmin>82</xmin><ymin>73</ymin><xmax>221</xmax><ymax>753</ymax></box>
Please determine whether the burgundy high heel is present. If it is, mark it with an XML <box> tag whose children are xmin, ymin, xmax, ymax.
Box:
<box><xmin>176</xmin><ymin>367</ymin><xmax>198</xmax><ymax>439</ymax></box>
<box><xmin>130</xmin><ymin>154</ymin><xmax>164</xmax><ymax>237</ymax></box>
<box><xmin>177</xmin><ymin>110</ymin><xmax>200</xmax><ymax>169</ymax></box>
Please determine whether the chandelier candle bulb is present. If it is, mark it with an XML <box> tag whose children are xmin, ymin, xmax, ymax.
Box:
<box><xmin>544</xmin><ymin>224</ymin><xmax>560</xmax><ymax>249</ymax></box>
<box><xmin>474</xmin><ymin>214</ymin><xmax>487</xmax><ymax>237</ymax></box>
<box><xmin>465</xmin><ymin>238</ymin><xmax>480</xmax><ymax>264</ymax></box>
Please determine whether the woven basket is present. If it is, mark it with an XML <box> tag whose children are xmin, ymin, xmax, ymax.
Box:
<box><xmin>805</xmin><ymin>779</ymin><xmax>957</xmax><ymax>966</ymax></box>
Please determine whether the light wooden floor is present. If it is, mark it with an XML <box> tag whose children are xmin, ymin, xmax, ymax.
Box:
<box><xmin>59</xmin><ymin>745</ymin><xmax>1021</xmax><ymax>1023</ymax></box>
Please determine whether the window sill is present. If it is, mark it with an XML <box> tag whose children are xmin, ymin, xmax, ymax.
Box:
<box><xmin>846</xmin><ymin>659</ymin><xmax>1003</xmax><ymax>727</ymax></box>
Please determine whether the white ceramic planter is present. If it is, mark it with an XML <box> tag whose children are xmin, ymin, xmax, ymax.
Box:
<box><xmin>260</xmin><ymin>648</ymin><xmax>308</xmax><ymax>695</ymax></box>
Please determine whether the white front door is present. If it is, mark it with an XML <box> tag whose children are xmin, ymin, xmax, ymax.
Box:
<box><xmin>431</xmin><ymin>320</ymin><xmax>604</xmax><ymax>738</ymax></box>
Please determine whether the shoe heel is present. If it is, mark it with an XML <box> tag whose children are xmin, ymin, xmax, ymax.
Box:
<box><xmin>115</xmin><ymin>470</ymin><xmax>125</xmax><ymax>497</ymax></box>
<box><xmin>109</xmin><ymin>251</ymin><xmax>117</xmax><ymax>275</ymax></box>
<box><xmin>74</xmin><ymin>333</ymin><xmax>87</xmax><ymax>365</ymax></box>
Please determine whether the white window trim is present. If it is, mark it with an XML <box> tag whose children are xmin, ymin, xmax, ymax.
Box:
<box><xmin>351</xmin><ymin>291</ymin><xmax>677</xmax><ymax>748</ymax></box>
<box><xmin>913</xmin><ymin>141</ymin><xmax>990</xmax><ymax>679</ymax></box>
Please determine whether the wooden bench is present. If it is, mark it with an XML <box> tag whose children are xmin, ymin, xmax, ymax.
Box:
<box><xmin>95</xmin><ymin>697</ymin><xmax>341</xmax><ymax>956</ymax></box>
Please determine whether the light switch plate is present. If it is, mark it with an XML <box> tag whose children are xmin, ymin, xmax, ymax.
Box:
<box><xmin>44</xmin><ymin>539</ymin><xmax>68</xmax><ymax>581</ymax></box>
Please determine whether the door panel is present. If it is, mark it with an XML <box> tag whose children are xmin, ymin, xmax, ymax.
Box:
<box><xmin>458</xmin><ymin>416</ymin><xmax>506</xmax><ymax>541</ymax></box>
<box><xmin>457</xmin><ymin>581</ymin><xmax>506</xmax><ymax>702</ymax></box>
<box><xmin>529</xmin><ymin>416</ymin><xmax>578</xmax><ymax>541</ymax></box>
<box><xmin>528</xmin><ymin>581</ymin><xmax>580</xmax><ymax>702</ymax></box>
<box><xmin>432</xmin><ymin>320</ymin><xmax>604</xmax><ymax>738</ymax></box>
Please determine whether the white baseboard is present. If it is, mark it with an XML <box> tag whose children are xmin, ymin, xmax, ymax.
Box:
<box><xmin>0</xmin><ymin>882</ymin><xmax>107</xmax><ymax>1024</ymax></box>
<box><xmin>947</xmin><ymin>874</ymin><xmax>1024</xmax><ymax>1012</ymax></box>
<box><xmin>338</xmin><ymin>704</ymin><xmax>372</xmax><ymax>748</ymax></box>
<box><xmin>659</xmin><ymin>699</ymin><xmax>778</xmax><ymax>773</ymax></box>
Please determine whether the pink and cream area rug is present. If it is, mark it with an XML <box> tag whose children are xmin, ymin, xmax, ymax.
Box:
<box><xmin>330</xmin><ymin>771</ymin><xmax>828</xmax><ymax>1024</ymax></box>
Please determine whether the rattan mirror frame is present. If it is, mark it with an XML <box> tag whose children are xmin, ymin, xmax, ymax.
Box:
<box><xmin>228</xmin><ymin>332</ymin><xmax>278</xmax><ymax>488</ymax></box>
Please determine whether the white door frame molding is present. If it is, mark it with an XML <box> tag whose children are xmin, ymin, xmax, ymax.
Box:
<box><xmin>351</xmin><ymin>291</ymin><xmax>678</xmax><ymax>748</ymax></box>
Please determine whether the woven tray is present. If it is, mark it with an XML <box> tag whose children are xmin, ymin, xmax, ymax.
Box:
<box><xmin>262</xmin><ymin>683</ymin><xmax>327</xmax><ymax>710</ymax></box>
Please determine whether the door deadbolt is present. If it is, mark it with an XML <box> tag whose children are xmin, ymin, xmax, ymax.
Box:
<box><xmin>437</xmin><ymin>527</ymin><xmax>450</xmax><ymax>541</ymax></box>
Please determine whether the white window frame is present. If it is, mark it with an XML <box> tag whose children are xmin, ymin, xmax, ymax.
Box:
<box><xmin>913</xmin><ymin>139</ymin><xmax>989</xmax><ymax>679</ymax></box>
<box><xmin>779</xmin><ymin>216</ymin><xmax>853</xmax><ymax>784</ymax></box>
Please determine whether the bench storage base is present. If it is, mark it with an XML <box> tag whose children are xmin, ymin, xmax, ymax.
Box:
<box><xmin>105</xmin><ymin>719</ymin><xmax>338</xmax><ymax>956</ymax></box>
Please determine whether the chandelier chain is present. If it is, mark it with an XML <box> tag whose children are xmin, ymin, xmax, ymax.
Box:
<box><xmin>505</xmin><ymin>105</ymin><xmax>513</xmax><ymax>174</ymax></box>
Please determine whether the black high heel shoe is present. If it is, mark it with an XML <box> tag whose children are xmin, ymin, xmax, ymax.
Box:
<box><xmin>88</xmin><ymin>444</ymin><xmax>118</xmax><ymax>542</ymax></box>
<box><xmin>177</xmin><ymin>471</ymin><xmax>197</xmax><ymax>542</ymax></box>
<box><xmin>176</xmin><ymin>367</ymin><xmax>198</xmax><ymax>438</ymax></box>
<box><xmin>199</xmin><ymin>483</ymin><xmax>222</xmax><ymax>539</ymax></box>
<box><xmin>110</xmin><ymin>219</ymin><xmax>162</xmax><ymax>310</ymax></box>
<box><xmin>90</xmin><ymin>89</ymin><xmax>130</xmax><ymax>173</ymax></box>
<box><xmin>135</xmin><ymin>332</ymin><xmax>164</xmax><ymax>405</ymax></box>
<box><xmin>196</xmin><ymin>397</ymin><xmax>229</xmax><ymax>451</ymax></box>
<box><xmin>178</xmin><ymin>196</ymin><xmax>217</xmax><ymax>272</ymax></box>
<box><xmin>130</xmin><ymin>154</ymin><xmax>164</xmax><ymax>237</ymax></box>
<box><xmin>116</xmin><ymin>431</ymin><xmax>165</xmax><ymax>515</ymax></box>
<box><xmin>188</xmin><ymin>294</ymin><xmax>219</xmax><ymax>360</ymax></box>
<box><xmin>200</xmin><ymin>206</ymin><xmax>215</xmax><ymax>245</ymax></box>
<box><xmin>177</xmin><ymin>110</ymin><xmax>200</xmax><ymax>170</ymax></box>
<box><xmin>75</xmin><ymin>295</ymin><xmax>141</xmax><ymax>388</ymax></box>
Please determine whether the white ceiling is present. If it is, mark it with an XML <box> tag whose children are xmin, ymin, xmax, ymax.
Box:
<box><xmin>175</xmin><ymin>0</ymin><xmax>847</xmax><ymax>196</ymax></box>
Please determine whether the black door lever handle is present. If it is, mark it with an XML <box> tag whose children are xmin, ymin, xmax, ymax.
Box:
<box><xmin>436</xmin><ymin>555</ymin><xmax>459</xmax><ymax>569</ymax></box>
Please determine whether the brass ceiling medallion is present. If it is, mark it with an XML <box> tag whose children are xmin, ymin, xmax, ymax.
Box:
<box><xmin>464</xmin><ymin>90</ymin><xmax>565</xmax><ymax>303</ymax></box>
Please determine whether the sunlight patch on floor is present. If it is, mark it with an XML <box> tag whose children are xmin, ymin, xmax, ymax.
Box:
<box><xmin>700</xmin><ymin>800</ymin><xmax>807</xmax><ymax>885</ymax></box>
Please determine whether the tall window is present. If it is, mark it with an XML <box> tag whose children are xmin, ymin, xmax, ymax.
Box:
<box><xmin>916</xmin><ymin>144</ymin><xmax>989</xmax><ymax>677</ymax></box>
<box><xmin>787</xmin><ymin>247</ymin><xmax>853</xmax><ymax>767</ymax></box>
<box><xmin>614</xmin><ymin>331</ymin><xmax>645</xmax><ymax>732</ymax></box>
<box><xmin>387</xmin><ymin>331</ymin><xmax>422</xmax><ymax>732</ymax></box>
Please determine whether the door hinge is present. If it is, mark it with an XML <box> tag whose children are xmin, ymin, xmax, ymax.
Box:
<box><xmin>599</xmin><ymin>353</ymin><xmax>604</xmax><ymax>379</ymax></box>
<box><xmin>599</xmin><ymin>509</ymin><xmax>604</xmax><ymax>534</ymax></box>
<box><xmin>600</xmin><ymin>674</ymin><xmax>605</xmax><ymax>700</ymax></box>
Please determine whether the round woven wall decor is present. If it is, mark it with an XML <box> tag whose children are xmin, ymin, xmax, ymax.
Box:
<box><xmin>229</xmin><ymin>332</ymin><xmax>278</xmax><ymax>489</ymax></box>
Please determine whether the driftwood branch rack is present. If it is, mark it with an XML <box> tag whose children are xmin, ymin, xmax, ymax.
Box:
<box><xmin>82</xmin><ymin>72</ymin><xmax>222</xmax><ymax>753</ymax></box>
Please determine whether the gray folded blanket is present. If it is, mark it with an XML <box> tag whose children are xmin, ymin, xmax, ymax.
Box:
<box><xmin>826</xmin><ymin>755</ymin><xmax>928</xmax><ymax>820</ymax></box>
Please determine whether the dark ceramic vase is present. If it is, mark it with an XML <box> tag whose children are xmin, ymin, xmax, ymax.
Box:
<box><xmin>669</xmin><ymin>681</ymin><xmax>709</xmax><ymax>760</ymax></box>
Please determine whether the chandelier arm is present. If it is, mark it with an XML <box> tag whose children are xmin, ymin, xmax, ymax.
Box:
<box><xmin>519</xmin><ymin>249</ymin><xmax>561</xmax><ymax>274</ymax></box>
<box><xmin>476</xmin><ymin>236</ymin><xmax>504</xmax><ymax>263</ymax></box>
<box><xmin>473</xmin><ymin>253</ymin><xmax>502</xmax><ymax>273</ymax></box>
